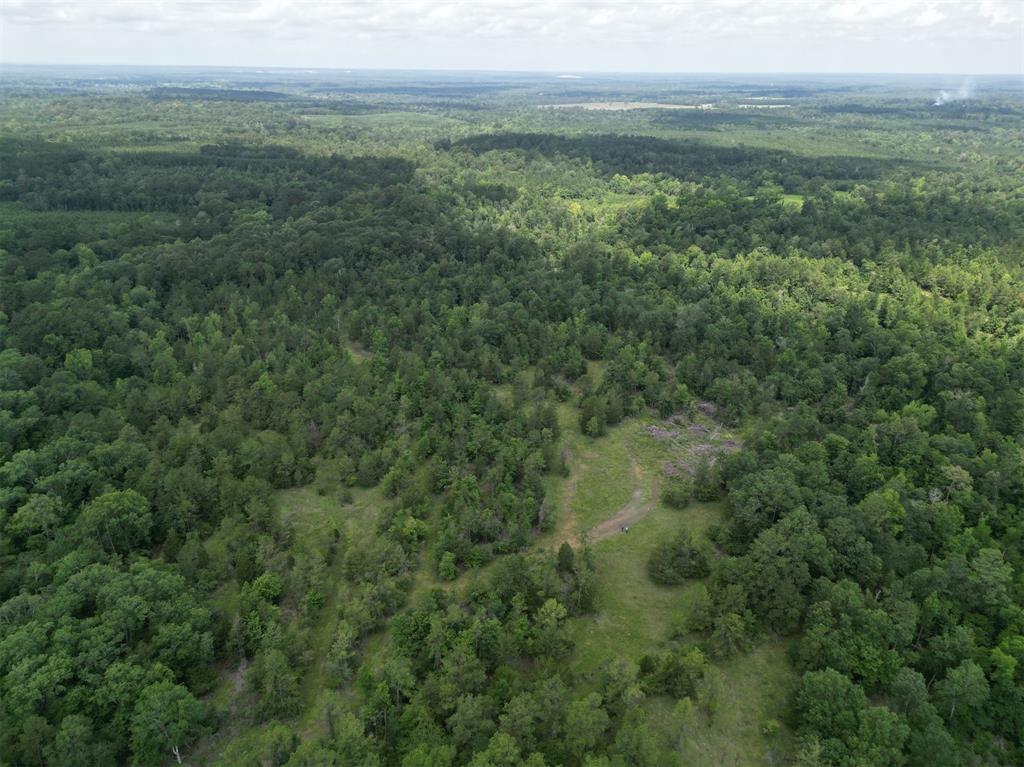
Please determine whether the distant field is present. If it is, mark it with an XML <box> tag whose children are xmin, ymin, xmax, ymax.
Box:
<box><xmin>540</xmin><ymin>101</ymin><xmax>716</xmax><ymax>111</ymax></box>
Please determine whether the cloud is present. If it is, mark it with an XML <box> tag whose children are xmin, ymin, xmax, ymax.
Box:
<box><xmin>914</xmin><ymin>7</ymin><xmax>946</xmax><ymax>27</ymax></box>
<box><xmin>1</xmin><ymin>0</ymin><xmax>1021</xmax><ymax>72</ymax></box>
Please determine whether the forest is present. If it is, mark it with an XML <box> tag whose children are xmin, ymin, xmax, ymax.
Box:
<box><xmin>1</xmin><ymin>67</ymin><xmax>1023</xmax><ymax>767</ymax></box>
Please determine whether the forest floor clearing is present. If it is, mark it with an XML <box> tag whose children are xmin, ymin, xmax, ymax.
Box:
<box><xmin>549</xmin><ymin>413</ymin><xmax>795</xmax><ymax>764</ymax></box>
<box><xmin>542</xmin><ymin>405</ymin><xmax>740</xmax><ymax>546</ymax></box>
<box><xmin>583</xmin><ymin>485</ymin><xmax>654</xmax><ymax>543</ymax></box>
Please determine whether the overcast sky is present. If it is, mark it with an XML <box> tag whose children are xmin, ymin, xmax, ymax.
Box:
<box><xmin>2</xmin><ymin>0</ymin><xmax>1022</xmax><ymax>74</ymax></box>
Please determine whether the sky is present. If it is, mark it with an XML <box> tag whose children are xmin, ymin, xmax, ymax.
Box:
<box><xmin>2</xmin><ymin>0</ymin><xmax>1022</xmax><ymax>74</ymax></box>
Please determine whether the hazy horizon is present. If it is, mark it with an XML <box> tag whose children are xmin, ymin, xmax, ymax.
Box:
<box><xmin>2</xmin><ymin>1</ymin><xmax>1022</xmax><ymax>76</ymax></box>
<box><xmin>2</xmin><ymin>64</ymin><xmax>1021</xmax><ymax>79</ymax></box>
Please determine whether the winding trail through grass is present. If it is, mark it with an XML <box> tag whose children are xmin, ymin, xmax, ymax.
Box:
<box><xmin>584</xmin><ymin>486</ymin><xmax>654</xmax><ymax>543</ymax></box>
<box><xmin>561</xmin><ymin>457</ymin><xmax>660</xmax><ymax>545</ymax></box>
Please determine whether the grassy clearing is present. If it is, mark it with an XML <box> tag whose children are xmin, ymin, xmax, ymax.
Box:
<box><xmin>668</xmin><ymin>639</ymin><xmax>797</xmax><ymax>766</ymax></box>
<box><xmin>539</xmin><ymin>407</ymin><xmax>736</xmax><ymax>547</ymax></box>
<box><xmin>565</xmin><ymin>502</ymin><xmax>720</xmax><ymax>683</ymax></box>
<box><xmin>275</xmin><ymin>481</ymin><xmax>382</xmax><ymax>706</ymax></box>
<box><xmin>574</xmin><ymin>191</ymin><xmax>653</xmax><ymax>219</ymax></box>
<box><xmin>344</xmin><ymin>339</ymin><xmax>373</xmax><ymax>365</ymax></box>
<box><xmin>545</xmin><ymin>412</ymin><xmax>724</xmax><ymax>678</ymax></box>
<box><xmin>558</xmin><ymin>422</ymin><xmax>638</xmax><ymax>534</ymax></box>
<box><xmin>542</xmin><ymin>411</ymin><xmax>795</xmax><ymax>764</ymax></box>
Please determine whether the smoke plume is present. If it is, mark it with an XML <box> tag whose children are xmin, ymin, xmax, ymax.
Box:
<box><xmin>933</xmin><ymin>80</ymin><xmax>974</xmax><ymax>106</ymax></box>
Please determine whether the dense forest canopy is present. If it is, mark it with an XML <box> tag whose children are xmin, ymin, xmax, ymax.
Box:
<box><xmin>1</xmin><ymin>68</ymin><xmax>1023</xmax><ymax>767</ymax></box>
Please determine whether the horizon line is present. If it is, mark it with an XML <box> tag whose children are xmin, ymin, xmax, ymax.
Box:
<box><xmin>2</xmin><ymin>62</ymin><xmax>1022</xmax><ymax>79</ymax></box>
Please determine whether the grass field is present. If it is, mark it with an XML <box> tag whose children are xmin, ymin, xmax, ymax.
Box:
<box><xmin>541</xmin><ymin>411</ymin><xmax>797</xmax><ymax>765</ymax></box>
<box><xmin>274</xmin><ymin>483</ymin><xmax>381</xmax><ymax>705</ymax></box>
<box><xmin>671</xmin><ymin>639</ymin><xmax>796</xmax><ymax>766</ymax></box>
<box><xmin>549</xmin><ymin>414</ymin><xmax>722</xmax><ymax>676</ymax></box>
<box><xmin>565</xmin><ymin>502</ymin><xmax>716</xmax><ymax>681</ymax></box>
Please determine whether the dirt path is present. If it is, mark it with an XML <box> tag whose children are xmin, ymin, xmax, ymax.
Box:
<box><xmin>228</xmin><ymin>658</ymin><xmax>248</xmax><ymax>712</ymax></box>
<box><xmin>554</xmin><ymin>455</ymin><xmax>586</xmax><ymax>543</ymax></box>
<box><xmin>567</xmin><ymin>459</ymin><xmax>656</xmax><ymax>545</ymax></box>
<box><xmin>583</xmin><ymin>486</ymin><xmax>654</xmax><ymax>544</ymax></box>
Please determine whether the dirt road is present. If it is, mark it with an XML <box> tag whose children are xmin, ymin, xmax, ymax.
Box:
<box><xmin>582</xmin><ymin>487</ymin><xmax>654</xmax><ymax>543</ymax></box>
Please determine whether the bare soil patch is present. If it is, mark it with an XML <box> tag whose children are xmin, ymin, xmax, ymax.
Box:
<box><xmin>649</xmin><ymin>408</ymin><xmax>743</xmax><ymax>478</ymax></box>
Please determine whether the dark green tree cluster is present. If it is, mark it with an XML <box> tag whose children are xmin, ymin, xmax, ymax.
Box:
<box><xmin>0</xmin><ymin>139</ymin><xmax>568</xmax><ymax>762</ymax></box>
<box><xmin>646</xmin><ymin>530</ymin><xmax>710</xmax><ymax>585</ymax></box>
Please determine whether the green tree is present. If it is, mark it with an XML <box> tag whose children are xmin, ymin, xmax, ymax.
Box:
<box><xmin>46</xmin><ymin>715</ymin><xmax>116</xmax><ymax>767</ymax></box>
<box><xmin>796</xmin><ymin>669</ymin><xmax>907</xmax><ymax>767</ymax></box>
<box><xmin>78</xmin><ymin>490</ymin><xmax>153</xmax><ymax>555</ymax></box>
<box><xmin>661</xmin><ymin>476</ymin><xmax>693</xmax><ymax>509</ymax></box>
<box><xmin>935</xmin><ymin>661</ymin><xmax>989</xmax><ymax>724</ymax></box>
<box><xmin>448</xmin><ymin>695</ymin><xmax>496</xmax><ymax>756</ymax></box>
<box><xmin>531</xmin><ymin>599</ymin><xmax>570</xmax><ymax>660</ymax></box>
<box><xmin>130</xmin><ymin>682</ymin><xmax>205</xmax><ymax>766</ymax></box>
<box><xmin>647</xmin><ymin>530</ymin><xmax>709</xmax><ymax>585</ymax></box>
<box><xmin>557</xmin><ymin>542</ymin><xmax>575</xmax><ymax>574</ymax></box>
<box><xmin>564</xmin><ymin>693</ymin><xmax>610</xmax><ymax>761</ymax></box>
<box><xmin>248</xmin><ymin>649</ymin><xmax>302</xmax><ymax>721</ymax></box>
<box><xmin>439</xmin><ymin>551</ymin><xmax>458</xmax><ymax>581</ymax></box>
<box><xmin>709</xmin><ymin>612</ymin><xmax>750</xmax><ymax>659</ymax></box>
<box><xmin>325</xmin><ymin>620</ymin><xmax>359</xmax><ymax>686</ymax></box>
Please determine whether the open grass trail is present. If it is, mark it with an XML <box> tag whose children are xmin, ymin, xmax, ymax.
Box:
<box><xmin>549</xmin><ymin>415</ymin><xmax>796</xmax><ymax>765</ymax></box>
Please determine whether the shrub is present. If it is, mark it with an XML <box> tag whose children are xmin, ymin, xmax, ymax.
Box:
<box><xmin>647</xmin><ymin>531</ymin><xmax>710</xmax><ymax>585</ymax></box>
<box><xmin>661</xmin><ymin>476</ymin><xmax>693</xmax><ymax>509</ymax></box>
<box><xmin>438</xmin><ymin>551</ymin><xmax>458</xmax><ymax>581</ymax></box>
